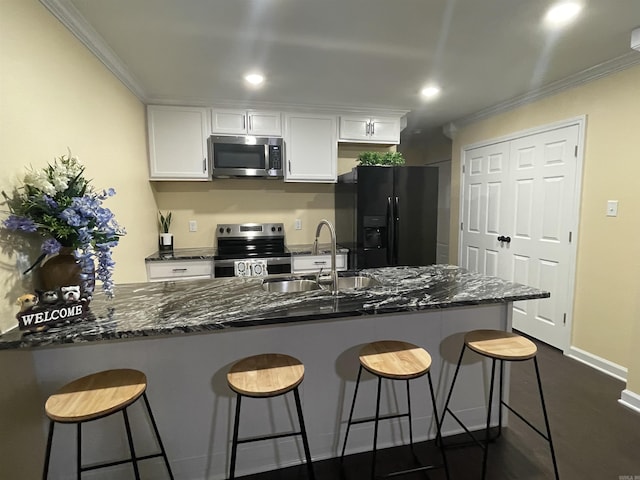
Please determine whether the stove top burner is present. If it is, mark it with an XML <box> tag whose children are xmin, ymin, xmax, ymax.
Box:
<box><xmin>216</xmin><ymin>222</ymin><xmax>287</xmax><ymax>259</ymax></box>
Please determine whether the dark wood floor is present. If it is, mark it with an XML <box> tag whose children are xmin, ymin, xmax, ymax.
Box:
<box><xmin>236</xmin><ymin>336</ymin><xmax>640</xmax><ymax>480</ymax></box>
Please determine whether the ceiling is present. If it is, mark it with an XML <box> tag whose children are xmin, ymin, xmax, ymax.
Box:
<box><xmin>42</xmin><ymin>0</ymin><xmax>640</xmax><ymax>135</ymax></box>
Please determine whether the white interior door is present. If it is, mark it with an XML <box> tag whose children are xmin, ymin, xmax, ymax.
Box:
<box><xmin>507</xmin><ymin>125</ymin><xmax>579</xmax><ymax>347</ymax></box>
<box><xmin>461</xmin><ymin>122</ymin><xmax>581</xmax><ymax>350</ymax></box>
<box><xmin>461</xmin><ymin>142</ymin><xmax>510</xmax><ymax>278</ymax></box>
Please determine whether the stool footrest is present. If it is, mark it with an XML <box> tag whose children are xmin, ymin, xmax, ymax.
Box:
<box><xmin>441</xmin><ymin>408</ymin><xmax>489</xmax><ymax>450</ymax></box>
<box><xmin>349</xmin><ymin>412</ymin><xmax>409</xmax><ymax>426</ymax></box>
<box><xmin>237</xmin><ymin>430</ymin><xmax>303</xmax><ymax>445</ymax></box>
<box><xmin>501</xmin><ymin>401</ymin><xmax>549</xmax><ymax>441</ymax></box>
<box><xmin>80</xmin><ymin>452</ymin><xmax>166</xmax><ymax>472</ymax></box>
<box><xmin>377</xmin><ymin>463</ymin><xmax>443</xmax><ymax>478</ymax></box>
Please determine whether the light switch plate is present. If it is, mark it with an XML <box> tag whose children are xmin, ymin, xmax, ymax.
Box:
<box><xmin>295</xmin><ymin>219</ymin><xmax>302</xmax><ymax>230</ymax></box>
<box><xmin>606</xmin><ymin>200</ymin><xmax>618</xmax><ymax>217</ymax></box>
<box><xmin>189</xmin><ymin>220</ymin><xmax>198</xmax><ymax>232</ymax></box>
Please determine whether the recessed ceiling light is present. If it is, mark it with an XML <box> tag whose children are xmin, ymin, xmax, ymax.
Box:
<box><xmin>244</xmin><ymin>73</ymin><xmax>264</xmax><ymax>86</ymax></box>
<box><xmin>544</xmin><ymin>1</ymin><xmax>582</xmax><ymax>27</ymax></box>
<box><xmin>420</xmin><ymin>85</ymin><xmax>441</xmax><ymax>100</ymax></box>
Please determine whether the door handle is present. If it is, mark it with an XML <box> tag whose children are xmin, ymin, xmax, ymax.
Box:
<box><xmin>394</xmin><ymin>196</ymin><xmax>399</xmax><ymax>264</ymax></box>
<box><xmin>371</xmin><ymin>122</ymin><xmax>375</xmax><ymax>135</ymax></box>
<box><xmin>497</xmin><ymin>235</ymin><xmax>512</xmax><ymax>243</ymax></box>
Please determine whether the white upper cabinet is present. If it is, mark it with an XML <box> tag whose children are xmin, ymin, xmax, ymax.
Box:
<box><xmin>211</xmin><ymin>109</ymin><xmax>282</xmax><ymax>136</ymax></box>
<box><xmin>339</xmin><ymin>115</ymin><xmax>401</xmax><ymax>144</ymax></box>
<box><xmin>284</xmin><ymin>113</ymin><xmax>337</xmax><ymax>183</ymax></box>
<box><xmin>147</xmin><ymin>105</ymin><xmax>210</xmax><ymax>181</ymax></box>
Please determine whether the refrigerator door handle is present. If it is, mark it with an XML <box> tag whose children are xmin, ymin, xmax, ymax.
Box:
<box><xmin>394</xmin><ymin>196</ymin><xmax>400</xmax><ymax>264</ymax></box>
<box><xmin>387</xmin><ymin>196</ymin><xmax>394</xmax><ymax>265</ymax></box>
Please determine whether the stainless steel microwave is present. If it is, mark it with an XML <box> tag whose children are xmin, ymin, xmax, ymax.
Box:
<box><xmin>208</xmin><ymin>135</ymin><xmax>284</xmax><ymax>179</ymax></box>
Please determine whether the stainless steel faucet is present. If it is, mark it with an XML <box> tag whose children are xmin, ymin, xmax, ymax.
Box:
<box><xmin>313</xmin><ymin>219</ymin><xmax>338</xmax><ymax>294</ymax></box>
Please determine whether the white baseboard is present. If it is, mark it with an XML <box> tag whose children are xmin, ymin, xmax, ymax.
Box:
<box><xmin>566</xmin><ymin>346</ymin><xmax>627</xmax><ymax>382</ymax></box>
<box><xmin>619</xmin><ymin>389</ymin><xmax>640</xmax><ymax>414</ymax></box>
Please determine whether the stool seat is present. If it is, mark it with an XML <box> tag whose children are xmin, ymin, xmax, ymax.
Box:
<box><xmin>45</xmin><ymin>369</ymin><xmax>146</xmax><ymax>423</ymax></box>
<box><xmin>464</xmin><ymin>329</ymin><xmax>537</xmax><ymax>360</ymax></box>
<box><xmin>227</xmin><ymin>353</ymin><xmax>304</xmax><ymax>398</ymax></box>
<box><xmin>359</xmin><ymin>340</ymin><xmax>432</xmax><ymax>380</ymax></box>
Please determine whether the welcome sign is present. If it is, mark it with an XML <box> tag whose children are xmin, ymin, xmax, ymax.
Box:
<box><xmin>17</xmin><ymin>302</ymin><xmax>88</xmax><ymax>331</ymax></box>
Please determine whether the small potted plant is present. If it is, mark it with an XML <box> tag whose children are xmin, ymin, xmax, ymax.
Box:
<box><xmin>158</xmin><ymin>210</ymin><xmax>173</xmax><ymax>253</ymax></box>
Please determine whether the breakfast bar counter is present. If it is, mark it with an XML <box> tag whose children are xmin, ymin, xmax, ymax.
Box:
<box><xmin>0</xmin><ymin>265</ymin><xmax>547</xmax><ymax>350</ymax></box>
<box><xmin>0</xmin><ymin>265</ymin><xmax>548</xmax><ymax>479</ymax></box>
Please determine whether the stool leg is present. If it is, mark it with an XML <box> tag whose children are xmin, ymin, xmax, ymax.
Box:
<box><xmin>497</xmin><ymin>360</ymin><xmax>505</xmax><ymax>439</ymax></box>
<box><xmin>229</xmin><ymin>393</ymin><xmax>242</xmax><ymax>480</ymax></box>
<box><xmin>293</xmin><ymin>387</ymin><xmax>316</xmax><ymax>480</ymax></box>
<box><xmin>481</xmin><ymin>358</ymin><xmax>498</xmax><ymax>480</ymax></box>
<box><xmin>122</xmin><ymin>407</ymin><xmax>141</xmax><ymax>480</ymax></box>
<box><xmin>406</xmin><ymin>379</ymin><xmax>414</xmax><ymax>452</ymax></box>
<box><xmin>76</xmin><ymin>423</ymin><xmax>82</xmax><ymax>480</ymax></box>
<box><xmin>438</xmin><ymin>343</ymin><xmax>467</xmax><ymax>446</ymax></box>
<box><xmin>534</xmin><ymin>357</ymin><xmax>560</xmax><ymax>480</ymax></box>
<box><xmin>340</xmin><ymin>365</ymin><xmax>363</xmax><ymax>460</ymax></box>
<box><xmin>142</xmin><ymin>392</ymin><xmax>175</xmax><ymax>479</ymax></box>
<box><xmin>42</xmin><ymin>420</ymin><xmax>55</xmax><ymax>480</ymax></box>
<box><xmin>427</xmin><ymin>371</ymin><xmax>450</xmax><ymax>480</ymax></box>
<box><xmin>371</xmin><ymin>376</ymin><xmax>382</xmax><ymax>480</ymax></box>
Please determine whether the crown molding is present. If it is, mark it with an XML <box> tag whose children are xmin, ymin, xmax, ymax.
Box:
<box><xmin>451</xmin><ymin>52</ymin><xmax>640</xmax><ymax>129</ymax></box>
<box><xmin>39</xmin><ymin>0</ymin><xmax>147</xmax><ymax>101</ymax></box>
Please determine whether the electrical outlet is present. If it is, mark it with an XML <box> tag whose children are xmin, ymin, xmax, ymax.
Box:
<box><xmin>295</xmin><ymin>219</ymin><xmax>302</xmax><ymax>230</ymax></box>
<box><xmin>189</xmin><ymin>220</ymin><xmax>197</xmax><ymax>232</ymax></box>
<box><xmin>606</xmin><ymin>200</ymin><xmax>618</xmax><ymax>217</ymax></box>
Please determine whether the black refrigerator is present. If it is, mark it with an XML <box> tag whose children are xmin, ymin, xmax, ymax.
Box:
<box><xmin>335</xmin><ymin>165</ymin><xmax>439</xmax><ymax>269</ymax></box>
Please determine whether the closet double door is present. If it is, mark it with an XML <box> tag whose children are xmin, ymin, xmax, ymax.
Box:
<box><xmin>461</xmin><ymin>124</ymin><xmax>581</xmax><ymax>350</ymax></box>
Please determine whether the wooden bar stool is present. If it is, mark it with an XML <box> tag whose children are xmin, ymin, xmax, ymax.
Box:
<box><xmin>227</xmin><ymin>353</ymin><xmax>315</xmax><ymax>480</ymax></box>
<box><xmin>42</xmin><ymin>369</ymin><xmax>174</xmax><ymax>480</ymax></box>
<box><xmin>440</xmin><ymin>329</ymin><xmax>559</xmax><ymax>479</ymax></box>
<box><xmin>340</xmin><ymin>340</ymin><xmax>449</xmax><ymax>479</ymax></box>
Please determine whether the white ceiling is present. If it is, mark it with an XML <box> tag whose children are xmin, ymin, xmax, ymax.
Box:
<box><xmin>43</xmin><ymin>0</ymin><xmax>640</xmax><ymax>135</ymax></box>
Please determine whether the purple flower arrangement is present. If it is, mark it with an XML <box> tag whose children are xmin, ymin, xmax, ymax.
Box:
<box><xmin>1</xmin><ymin>151</ymin><xmax>125</xmax><ymax>298</ymax></box>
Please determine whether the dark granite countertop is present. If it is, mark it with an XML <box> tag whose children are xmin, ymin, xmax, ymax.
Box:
<box><xmin>145</xmin><ymin>247</ymin><xmax>217</xmax><ymax>261</ymax></box>
<box><xmin>0</xmin><ymin>265</ymin><xmax>549</xmax><ymax>350</ymax></box>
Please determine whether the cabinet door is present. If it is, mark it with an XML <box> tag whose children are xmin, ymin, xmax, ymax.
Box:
<box><xmin>369</xmin><ymin>116</ymin><xmax>400</xmax><ymax>143</ymax></box>
<box><xmin>292</xmin><ymin>254</ymin><xmax>347</xmax><ymax>273</ymax></box>
<box><xmin>339</xmin><ymin>116</ymin><xmax>370</xmax><ymax>141</ymax></box>
<box><xmin>284</xmin><ymin>114</ymin><xmax>337</xmax><ymax>182</ymax></box>
<box><xmin>211</xmin><ymin>108</ymin><xmax>247</xmax><ymax>134</ymax></box>
<box><xmin>339</xmin><ymin>115</ymin><xmax>401</xmax><ymax>144</ymax></box>
<box><xmin>248</xmin><ymin>111</ymin><xmax>282</xmax><ymax>136</ymax></box>
<box><xmin>147</xmin><ymin>106</ymin><xmax>210</xmax><ymax>180</ymax></box>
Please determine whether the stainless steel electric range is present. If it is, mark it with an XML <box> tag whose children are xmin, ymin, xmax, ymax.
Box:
<box><xmin>214</xmin><ymin>222</ymin><xmax>292</xmax><ymax>278</ymax></box>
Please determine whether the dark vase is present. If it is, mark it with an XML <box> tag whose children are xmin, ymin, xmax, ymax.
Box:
<box><xmin>38</xmin><ymin>247</ymin><xmax>95</xmax><ymax>293</ymax></box>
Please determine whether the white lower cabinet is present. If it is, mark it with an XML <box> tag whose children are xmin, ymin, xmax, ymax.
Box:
<box><xmin>284</xmin><ymin>113</ymin><xmax>337</xmax><ymax>182</ymax></box>
<box><xmin>292</xmin><ymin>254</ymin><xmax>347</xmax><ymax>274</ymax></box>
<box><xmin>146</xmin><ymin>260</ymin><xmax>214</xmax><ymax>282</ymax></box>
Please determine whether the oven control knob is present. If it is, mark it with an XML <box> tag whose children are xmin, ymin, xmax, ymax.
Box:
<box><xmin>226</xmin><ymin>227</ymin><xmax>231</xmax><ymax>234</ymax></box>
<box><xmin>219</xmin><ymin>227</ymin><xmax>224</xmax><ymax>234</ymax></box>
<box><xmin>271</xmin><ymin>226</ymin><xmax>276</xmax><ymax>232</ymax></box>
<box><xmin>277</xmin><ymin>226</ymin><xmax>282</xmax><ymax>232</ymax></box>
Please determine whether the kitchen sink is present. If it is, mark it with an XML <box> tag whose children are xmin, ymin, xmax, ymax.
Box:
<box><xmin>262</xmin><ymin>274</ymin><xmax>382</xmax><ymax>293</ymax></box>
<box><xmin>261</xmin><ymin>278</ymin><xmax>322</xmax><ymax>293</ymax></box>
<box><xmin>331</xmin><ymin>275</ymin><xmax>382</xmax><ymax>290</ymax></box>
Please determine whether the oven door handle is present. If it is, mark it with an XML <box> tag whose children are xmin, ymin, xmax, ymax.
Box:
<box><xmin>214</xmin><ymin>256</ymin><xmax>292</xmax><ymax>267</ymax></box>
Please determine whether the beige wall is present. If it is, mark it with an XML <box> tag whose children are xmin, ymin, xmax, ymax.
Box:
<box><xmin>0</xmin><ymin>0</ymin><xmax>157</xmax><ymax>476</ymax></box>
<box><xmin>151</xmin><ymin>144</ymin><xmax>393</xmax><ymax>249</ymax></box>
<box><xmin>450</xmin><ymin>65</ymin><xmax>640</xmax><ymax>393</ymax></box>
<box><xmin>0</xmin><ymin>0</ymin><xmax>156</xmax><ymax>335</ymax></box>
